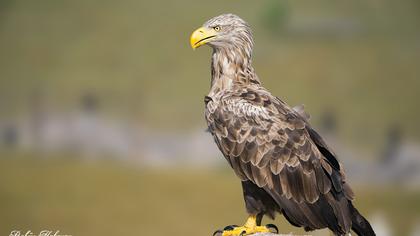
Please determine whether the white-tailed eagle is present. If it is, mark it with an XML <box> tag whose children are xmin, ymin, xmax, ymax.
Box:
<box><xmin>190</xmin><ymin>14</ymin><xmax>375</xmax><ymax>236</ymax></box>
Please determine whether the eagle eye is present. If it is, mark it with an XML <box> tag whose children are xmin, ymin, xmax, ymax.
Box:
<box><xmin>213</xmin><ymin>26</ymin><xmax>221</xmax><ymax>32</ymax></box>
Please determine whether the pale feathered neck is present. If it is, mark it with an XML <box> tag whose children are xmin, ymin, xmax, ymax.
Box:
<box><xmin>209</xmin><ymin>45</ymin><xmax>260</xmax><ymax>95</ymax></box>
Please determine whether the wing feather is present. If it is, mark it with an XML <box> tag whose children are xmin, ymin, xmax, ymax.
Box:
<box><xmin>207</xmin><ymin>89</ymin><xmax>353</xmax><ymax>205</ymax></box>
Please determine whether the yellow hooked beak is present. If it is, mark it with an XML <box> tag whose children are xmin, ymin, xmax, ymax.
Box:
<box><xmin>190</xmin><ymin>27</ymin><xmax>218</xmax><ymax>49</ymax></box>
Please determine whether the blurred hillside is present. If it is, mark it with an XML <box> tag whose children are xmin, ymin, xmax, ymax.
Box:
<box><xmin>0</xmin><ymin>0</ymin><xmax>419</xmax><ymax>150</ymax></box>
<box><xmin>0</xmin><ymin>154</ymin><xmax>419</xmax><ymax>236</ymax></box>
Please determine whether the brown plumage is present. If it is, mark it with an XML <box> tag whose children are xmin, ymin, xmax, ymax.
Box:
<box><xmin>191</xmin><ymin>14</ymin><xmax>375</xmax><ymax>236</ymax></box>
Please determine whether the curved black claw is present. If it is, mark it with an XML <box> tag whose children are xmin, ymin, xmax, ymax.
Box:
<box><xmin>239</xmin><ymin>230</ymin><xmax>247</xmax><ymax>236</ymax></box>
<box><xmin>213</xmin><ymin>229</ymin><xmax>223</xmax><ymax>236</ymax></box>
<box><xmin>223</xmin><ymin>225</ymin><xmax>239</xmax><ymax>231</ymax></box>
<box><xmin>266</xmin><ymin>224</ymin><xmax>279</xmax><ymax>234</ymax></box>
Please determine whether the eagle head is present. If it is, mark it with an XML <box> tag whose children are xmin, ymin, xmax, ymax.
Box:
<box><xmin>190</xmin><ymin>14</ymin><xmax>253</xmax><ymax>51</ymax></box>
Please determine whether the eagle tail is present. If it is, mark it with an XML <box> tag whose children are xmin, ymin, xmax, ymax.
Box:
<box><xmin>350</xmin><ymin>203</ymin><xmax>376</xmax><ymax>236</ymax></box>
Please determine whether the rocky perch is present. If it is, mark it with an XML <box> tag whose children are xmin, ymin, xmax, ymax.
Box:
<box><xmin>250</xmin><ymin>233</ymin><xmax>310</xmax><ymax>236</ymax></box>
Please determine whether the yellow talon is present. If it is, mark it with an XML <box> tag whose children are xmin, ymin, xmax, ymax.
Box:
<box><xmin>221</xmin><ymin>215</ymin><xmax>271</xmax><ymax>236</ymax></box>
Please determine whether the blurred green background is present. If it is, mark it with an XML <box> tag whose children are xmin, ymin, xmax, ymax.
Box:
<box><xmin>1</xmin><ymin>0</ymin><xmax>420</xmax><ymax>235</ymax></box>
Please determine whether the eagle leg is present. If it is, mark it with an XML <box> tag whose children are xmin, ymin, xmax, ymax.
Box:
<box><xmin>214</xmin><ymin>215</ymin><xmax>277</xmax><ymax>236</ymax></box>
